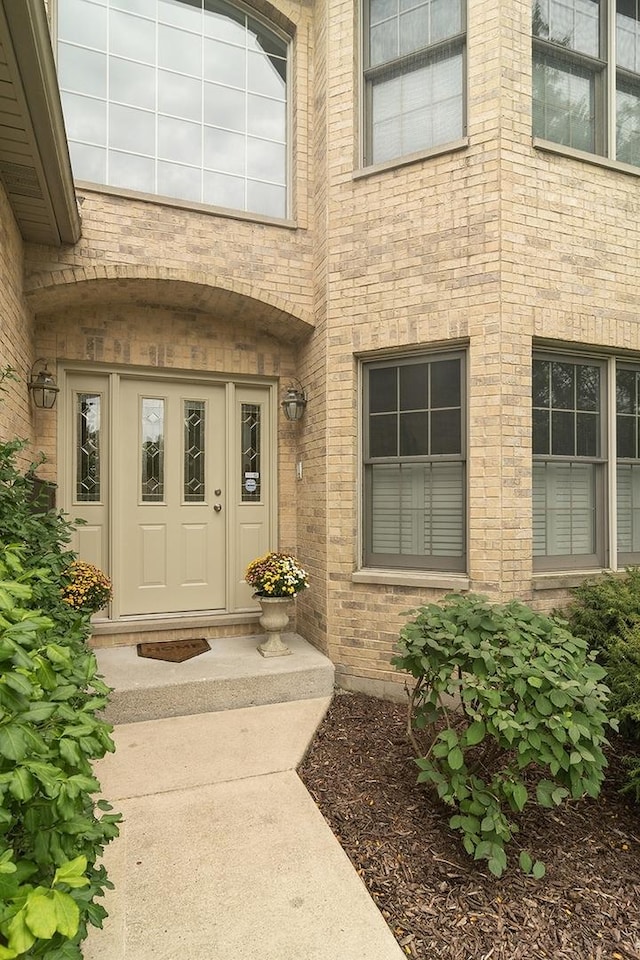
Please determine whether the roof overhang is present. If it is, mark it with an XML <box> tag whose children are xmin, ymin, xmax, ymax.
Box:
<box><xmin>0</xmin><ymin>0</ymin><xmax>80</xmax><ymax>245</ymax></box>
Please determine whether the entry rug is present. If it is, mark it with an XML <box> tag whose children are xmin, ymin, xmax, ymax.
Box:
<box><xmin>137</xmin><ymin>638</ymin><xmax>211</xmax><ymax>663</ymax></box>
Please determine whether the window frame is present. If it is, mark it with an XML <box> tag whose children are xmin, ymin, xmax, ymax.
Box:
<box><xmin>615</xmin><ymin>360</ymin><xmax>640</xmax><ymax>565</ymax></box>
<box><xmin>54</xmin><ymin>0</ymin><xmax>292</xmax><ymax>221</ymax></box>
<box><xmin>532</xmin><ymin>351</ymin><xmax>608</xmax><ymax>572</ymax></box>
<box><xmin>361</xmin><ymin>349</ymin><xmax>467</xmax><ymax>573</ymax></box>
<box><xmin>361</xmin><ymin>0</ymin><xmax>467</xmax><ymax>168</ymax></box>
<box><xmin>532</xmin><ymin>0</ymin><xmax>640</xmax><ymax>167</ymax></box>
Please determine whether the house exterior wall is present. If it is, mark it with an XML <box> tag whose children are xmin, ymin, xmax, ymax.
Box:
<box><xmin>0</xmin><ymin>181</ymin><xmax>37</xmax><ymax>460</ymax></box>
<box><xmin>10</xmin><ymin>0</ymin><xmax>640</xmax><ymax>690</ymax></box>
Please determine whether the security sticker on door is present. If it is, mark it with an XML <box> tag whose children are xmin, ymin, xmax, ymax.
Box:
<box><xmin>244</xmin><ymin>472</ymin><xmax>259</xmax><ymax>493</ymax></box>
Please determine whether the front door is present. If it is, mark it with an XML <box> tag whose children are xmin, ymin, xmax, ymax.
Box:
<box><xmin>119</xmin><ymin>379</ymin><xmax>226</xmax><ymax>615</ymax></box>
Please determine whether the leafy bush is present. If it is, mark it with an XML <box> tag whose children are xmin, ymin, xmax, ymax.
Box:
<box><xmin>562</xmin><ymin>570</ymin><xmax>640</xmax><ymax>802</ymax></box>
<box><xmin>392</xmin><ymin>594</ymin><xmax>614</xmax><ymax>878</ymax></box>
<box><xmin>561</xmin><ymin>567</ymin><xmax>640</xmax><ymax>656</ymax></box>
<box><xmin>0</xmin><ymin>421</ymin><xmax>120</xmax><ymax>958</ymax></box>
<box><xmin>563</xmin><ymin>570</ymin><xmax>640</xmax><ymax>738</ymax></box>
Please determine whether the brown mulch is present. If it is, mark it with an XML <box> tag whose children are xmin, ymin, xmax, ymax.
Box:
<box><xmin>298</xmin><ymin>692</ymin><xmax>640</xmax><ymax>960</ymax></box>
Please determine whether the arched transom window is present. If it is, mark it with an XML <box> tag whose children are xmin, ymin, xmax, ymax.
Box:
<box><xmin>57</xmin><ymin>0</ymin><xmax>289</xmax><ymax>219</ymax></box>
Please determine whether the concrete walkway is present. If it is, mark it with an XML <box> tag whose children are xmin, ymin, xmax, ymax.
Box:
<box><xmin>84</xmin><ymin>697</ymin><xmax>406</xmax><ymax>960</ymax></box>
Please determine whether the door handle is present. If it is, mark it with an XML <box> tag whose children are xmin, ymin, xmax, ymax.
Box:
<box><xmin>213</xmin><ymin>503</ymin><xmax>223</xmax><ymax>513</ymax></box>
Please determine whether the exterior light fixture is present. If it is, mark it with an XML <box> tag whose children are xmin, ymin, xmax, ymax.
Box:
<box><xmin>281</xmin><ymin>379</ymin><xmax>307</xmax><ymax>421</ymax></box>
<box><xmin>27</xmin><ymin>359</ymin><xmax>59</xmax><ymax>409</ymax></box>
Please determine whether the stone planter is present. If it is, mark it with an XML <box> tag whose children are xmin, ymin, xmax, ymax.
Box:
<box><xmin>255</xmin><ymin>595</ymin><xmax>294</xmax><ymax>657</ymax></box>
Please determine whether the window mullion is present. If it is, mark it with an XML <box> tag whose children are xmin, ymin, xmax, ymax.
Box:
<box><xmin>608</xmin><ymin>355</ymin><xmax>618</xmax><ymax>570</ymax></box>
<box><xmin>608</xmin><ymin>0</ymin><xmax>617</xmax><ymax>160</ymax></box>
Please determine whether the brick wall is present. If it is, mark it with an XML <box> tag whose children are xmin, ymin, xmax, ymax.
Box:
<box><xmin>19</xmin><ymin>0</ymin><xmax>640</xmax><ymax>692</ymax></box>
<box><xmin>0</xmin><ymin>182</ymin><xmax>35</xmax><ymax>459</ymax></box>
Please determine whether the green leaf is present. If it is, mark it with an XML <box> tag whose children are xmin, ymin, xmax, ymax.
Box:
<box><xmin>527</xmin><ymin>675</ymin><xmax>543</xmax><ymax>689</ymax></box>
<box><xmin>25</xmin><ymin>892</ymin><xmax>57</xmax><ymax>939</ymax></box>
<box><xmin>21</xmin><ymin>703</ymin><xmax>57</xmax><ymax>723</ymax></box>
<box><xmin>448</xmin><ymin>746</ymin><xmax>464</xmax><ymax>770</ymax></box>
<box><xmin>6</xmin><ymin>908</ymin><xmax>36</xmax><ymax>954</ymax></box>
<box><xmin>53</xmin><ymin>856</ymin><xmax>89</xmax><ymax>889</ymax></box>
<box><xmin>9</xmin><ymin>767</ymin><xmax>34</xmax><ymax>801</ymax></box>
<box><xmin>532</xmin><ymin>860</ymin><xmax>546</xmax><ymax>879</ymax></box>
<box><xmin>488</xmin><ymin>857</ymin><xmax>505</xmax><ymax>877</ymax></box>
<box><xmin>535</xmin><ymin>694</ymin><xmax>553</xmax><ymax>716</ymax></box>
<box><xmin>511</xmin><ymin>783</ymin><xmax>528</xmax><ymax>812</ymax></box>
<box><xmin>52</xmin><ymin>891</ymin><xmax>80</xmax><ymax>938</ymax></box>
<box><xmin>465</xmin><ymin>721</ymin><xmax>486</xmax><ymax>746</ymax></box>
<box><xmin>0</xmin><ymin>725</ymin><xmax>27</xmax><ymax>761</ymax></box>
<box><xmin>519</xmin><ymin>850</ymin><xmax>533</xmax><ymax>874</ymax></box>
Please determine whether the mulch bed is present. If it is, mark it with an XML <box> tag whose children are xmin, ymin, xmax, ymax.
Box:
<box><xmin>298</xmin><ymin>692</ymin><xmax>640</xmax><ymax>960</ymax></box>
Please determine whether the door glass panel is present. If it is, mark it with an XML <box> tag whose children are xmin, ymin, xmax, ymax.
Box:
<box><xmin>76</xmin><ymin>393</ymin><xmax>101</xmax><ymax>502</ymax></box>
<box><xmin>241</xmin><ymin>403</ymin><xmax>261</xmax><ymax>502</ymax></box>
<box><xmin>141</xmin><ymin>398</ymin><xmax>165</xmax><ymax>502</ymax></box>
<box><xmin>184</xmin><ymin>400</ymin><xmax>206</xmax><ymax>502</ymax></box>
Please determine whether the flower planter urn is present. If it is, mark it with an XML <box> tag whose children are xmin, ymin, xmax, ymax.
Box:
<box><xmin>255</xmin><ymin>595</ymin><xmax>293</xmax><ymax>657</ymax></box>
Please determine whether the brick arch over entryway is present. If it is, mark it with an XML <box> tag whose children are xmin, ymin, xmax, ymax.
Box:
<box><xmin>25</xmin><ymin>266</ymin><xmax>314</xmax><ymax>342</ymax></box>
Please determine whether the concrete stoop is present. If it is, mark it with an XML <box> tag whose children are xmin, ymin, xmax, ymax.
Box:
<box><xmin>95</xmin><ymin>633</ymin><xmax>335</xmax><ymax>724</ymax></box>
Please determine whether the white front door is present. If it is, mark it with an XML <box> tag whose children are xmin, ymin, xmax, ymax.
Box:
<box><xmin>119</xmin><ymin>379</ymin><xmax>226</xmax><ymax>615</ymax></box>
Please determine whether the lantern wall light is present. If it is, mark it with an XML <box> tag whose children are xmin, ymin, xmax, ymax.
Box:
<box><xmin>27</xmin><ymin>359</ymin><xmax>59</xmax><ymax>409</ymax></box>
<box><xmin>281</xmin><ymin>378</ymin><xmax>307</xmax><ymax>422</ymax></box>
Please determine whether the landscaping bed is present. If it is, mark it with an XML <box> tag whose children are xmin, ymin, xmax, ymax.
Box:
<box><xmin>298</xmin><ymin>692</ymin><xmax>640</xmax><ymax>960</ymax></box>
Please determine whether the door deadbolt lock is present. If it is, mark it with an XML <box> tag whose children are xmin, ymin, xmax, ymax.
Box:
<box><xmin>214</xmin><ymin>489</ymin><xmax>222</xmax><ymax>496</ymax></box>
<box><xmin>213</xmin><ymin>503</ymin><xmax>223</xmax><ymax>512</ymax></box>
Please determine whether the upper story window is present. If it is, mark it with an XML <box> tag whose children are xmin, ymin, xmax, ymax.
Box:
<box><xmin>362</xmin><ymin>0</ymin><xmax>466</xmax><ymax>167</ymax></box>
<box><xmin>57</xmin><ymin>0</ymin><xmax>289</xmax><ymax>218</ymax></box>
<box><xmin>533</xmin><ymin>0</ymin><xmax>640</xmax><ymax>167</ymax></box>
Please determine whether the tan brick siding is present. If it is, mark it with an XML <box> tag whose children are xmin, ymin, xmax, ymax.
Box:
<box><xmin>7</xmin><ymin>0</ymin><xmax>639</xmax><ymax>688</ymax></box>
<box><xmin>0</xmin><ymin>183</ymin><xmax>36</xmax><ymax>460</ymax></box>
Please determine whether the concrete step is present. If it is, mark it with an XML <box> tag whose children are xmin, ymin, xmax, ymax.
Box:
<box><xmin>95</xmin><ymin>633</ymin><xmax>335</xmax><ymax>724</ymax></box>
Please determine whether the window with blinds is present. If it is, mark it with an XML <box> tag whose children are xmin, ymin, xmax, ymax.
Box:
<box><xmin>532</xmin><ymin>355</ymin><xmax>606</xmax><ymax>570</ymax></box>
<box><xmin>363</xmin><ymin>353</ymin><xmax>466</xmax><ymax>571</ymax></box>
<box><xmin>363</xmin><ymin>0</ymin><xmax>466</xmax><ymax>166</ymax></box>
<box><xmin>616</xmin><ymin>363</ymin><xmax>640</xmax><ymax>563</ymax></box>
<box><xmin>533</xmin><ymin>0</ymin><xmax>640</xmax><ymax>169</ymax></box>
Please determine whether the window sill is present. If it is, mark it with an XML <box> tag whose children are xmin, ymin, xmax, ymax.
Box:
<box><xmin>532</xmin><ymin>139</ymin><xmax>640</xmax><ymax>180</ymax></box>
<box><xmin>352</xmin><ymin>568</ymin><xmax>470</xmax><ymax>590</ymax></box>
<box><xmin>353</xmin><ymin>138</ymin><xmax>469</xmax><ymax>181</ymax></box>
<box><xmin>75</xmin><ymin>181</ymin><xmax>298</xmax><ymax>229</ymax></box>
<box><xmin>532</xmin><ymin>570</ymin><xmax>608</xmax><ymax>592</ymax></box>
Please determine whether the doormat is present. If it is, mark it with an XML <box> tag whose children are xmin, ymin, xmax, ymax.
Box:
<box><xmin>136</xmin><ymin>638</ymin><xmax>211</xmax><ymax>663</ymax></box>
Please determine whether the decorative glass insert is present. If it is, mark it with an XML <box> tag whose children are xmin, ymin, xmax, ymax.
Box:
<box><xmin>141</xmin><ymin>398</ymin><xmax>165</xmax><ymax>502</ymax></box>
<box><xmin>241</xmin><ymin>403</ymin><xmax>261</xmax><ymax>502</ymax></box>
<box><xmin>184</xmin><ymin>400</ymin><xmax>206</xmax><ymax>503</ymax></box>
<box><xmin>57</xmin><ymin>0</ymin><xmax>289</xmax><ymax>218</ymax></box>
<box><xmin>76</xmin><ymin>393</ymin><xmax>101</xmax><ymax>502</ymax></box>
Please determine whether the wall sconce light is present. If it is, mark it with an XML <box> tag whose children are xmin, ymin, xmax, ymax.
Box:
<box><xmin>281</xmin><ymin>379</ymin><xmax>307</xmax><ymax>422</ymax></box>
<box><xmin>27</xmin><ymin>359</ymin><xmax>59</xmax><ymax>409</ymax></box>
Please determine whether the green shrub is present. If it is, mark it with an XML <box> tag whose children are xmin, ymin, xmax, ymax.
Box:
<box><xmin>561</xmin><ymin>567</ymin><xmax>640</xmax><ymax>656</ymax></box>
<box><xmin>0</xmin><ymin>417</ymin><xmax>120</xmax><ymax>958</ymax></box>
<box><xmin>392</xmin><ymin>593</ymin><xmax>614</xmax><ymax>878</ymax></box>
<box><xmin>563</xmin><ymin>570</ymin><xmax>640</xmax><ymax>740</ymax></box>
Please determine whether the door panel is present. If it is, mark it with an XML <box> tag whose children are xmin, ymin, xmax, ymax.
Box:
<box><xmin>66</xmin><ymin>374</ymin><xmax>110</xmax><ymax>575</ymax></box>
<box><xmin>234</xmin><ymin>387</ymin><xmax>271</xmax><ymax>609</ymax></box>
<box><xmin>120</xmin><ymin>380</ymin><xmax>226</xmax><ymax>615</ymax></box>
